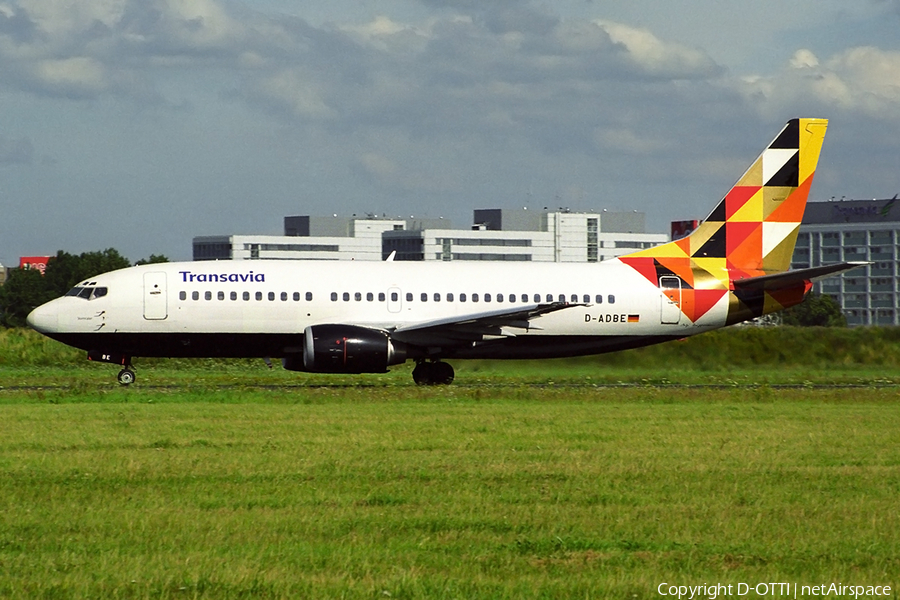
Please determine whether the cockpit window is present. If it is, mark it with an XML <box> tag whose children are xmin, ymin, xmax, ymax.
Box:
<box><xmin>65</xmin><ymin>286</ymin><xmax>108</xmax><ymax>300</ymax></box>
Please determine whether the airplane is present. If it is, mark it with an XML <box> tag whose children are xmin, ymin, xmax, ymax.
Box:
<box><xmin>27</xmin><ymin>118</ymin><xmax>866</xmax><ymax>386</ymax></box>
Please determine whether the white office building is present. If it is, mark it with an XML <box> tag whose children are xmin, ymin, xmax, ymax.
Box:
<box><xmin>193</xmin><ymin>209</ymin><xmax>667</xmax><ymax>263</ymax></box>
<box><xmin>791</xmin><ymin>198</ymin><xmax>900</xmax><ymax>326</ymax></box>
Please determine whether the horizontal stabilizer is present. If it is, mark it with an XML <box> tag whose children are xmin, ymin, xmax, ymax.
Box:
<box><xmin>732</xmin><ymin>262</ymin><xmax>868</xmax><ymax>291</ymax></box>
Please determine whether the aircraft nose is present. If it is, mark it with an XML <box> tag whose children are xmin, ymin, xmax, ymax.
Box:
<box><xmin>27</xmin><ymin>303</ymin><xmax>59</xmax><ymax>334</ymax></box>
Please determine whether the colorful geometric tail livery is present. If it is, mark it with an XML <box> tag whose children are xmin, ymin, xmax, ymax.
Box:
<box><xmin>620</xmin><ymin>118</ymin><xmax>860</xmax><ymax>325</ymax></box>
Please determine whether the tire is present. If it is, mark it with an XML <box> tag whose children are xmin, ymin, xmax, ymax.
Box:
<box><xmin>412</xmin><ymin>362</ymin><xmax>432</xmax><ymax>385</ymax></box>
<box><xmin>117</xmin><ymin>368</ymin><xmax>136</xmax><ymax>386</ymax></box>
<box><xmin>432</xmin><ymin>361</ymin><xmax>455</xmax><ymax>385</ymax></box>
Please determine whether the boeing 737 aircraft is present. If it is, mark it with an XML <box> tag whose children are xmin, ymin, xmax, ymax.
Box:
<box><xmin>27</xmin><ymin>118</ymin><xmax>865</xmax><ymax>385</ymax></box>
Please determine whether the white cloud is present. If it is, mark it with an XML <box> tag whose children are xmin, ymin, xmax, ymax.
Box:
<box><xmin>742</xmin><ymin>47</ymin><xmax>900</xmax><ymax>119</ymax></box>
<box><xmin>35</xmin><ymin>57</ymin><xmax>106</xmax><ymax>95</ymax></box>
<box><xmin>595</xmin><ymin>20</ymin><xmax>722</xmax><ymax>80</ymax></box>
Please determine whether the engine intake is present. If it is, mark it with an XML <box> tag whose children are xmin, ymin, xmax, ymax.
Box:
<box><xmin>282</xmin><ymin>324</ymin><xmax>406</xmax><ymax>374</ymax></box>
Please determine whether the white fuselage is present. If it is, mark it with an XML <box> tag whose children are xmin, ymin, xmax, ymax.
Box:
<box><xmin>28</xmin><ymin>259</ymin><xmax>725</xmax><ymax>362</ymax></box>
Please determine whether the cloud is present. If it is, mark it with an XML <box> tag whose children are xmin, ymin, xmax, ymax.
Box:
<box><xmin>0</xmin><ymin>135</ymin><xmax>34</xmax><ymax>164</ymax></box>
<box><xmin>594</xmin><ymin>20</ymin><xmax>722</xmax><ymax>80</ymax></box>
<box><xmin>741</xmin><ymin>47</ymin><xmax>900</xmax><ymax>120</ymax></box>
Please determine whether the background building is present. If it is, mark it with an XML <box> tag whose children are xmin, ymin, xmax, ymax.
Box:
<box><xmin>791</xmin><ymin>197</ymin><xmax>900</xmax><ymax>326</ymax></box>
<box><xmin>195</xmin><ymin>209</ymin><xmax>667</xmax><ymax>263</ymax></box>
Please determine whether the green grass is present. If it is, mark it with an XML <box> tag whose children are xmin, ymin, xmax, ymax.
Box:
<box><xmin>1</xmin><ymin>327</ymin><xmax>899</xmax><ymax>598</ymax></box>
<box><xmin>1</xmin><ymin>384</ymin><xmax>899</xmax><ymax>598</ymax></box>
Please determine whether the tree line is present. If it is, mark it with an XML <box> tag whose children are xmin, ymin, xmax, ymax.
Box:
<box><xmin>0</xmin><ymin>249</ymin><xmax>168</xmax><ymax>327</ymax></box>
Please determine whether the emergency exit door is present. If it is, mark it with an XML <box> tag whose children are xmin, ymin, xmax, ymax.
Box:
<box><xmin>143</xmin><ymin>272</ymin><xmax>168</xmax><ymax>320</ymax></box>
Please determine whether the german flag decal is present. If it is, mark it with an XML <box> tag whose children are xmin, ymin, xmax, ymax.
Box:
<box><xmin>627</xmin><ymin>314</ymin><xmax>640</xmax><ymax>323</ymax></box>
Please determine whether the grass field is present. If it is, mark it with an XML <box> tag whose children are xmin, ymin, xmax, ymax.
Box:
<box><xmin>1</xmin><ymin>328</ymin><xmax>899</xmax><ymax>598</ymax></box>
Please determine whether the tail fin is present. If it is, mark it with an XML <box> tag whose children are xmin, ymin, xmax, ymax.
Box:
<box><xmin>620</xmin><ymin>118</ymin><xmax>828</xmax><ymax>324</ymax></box>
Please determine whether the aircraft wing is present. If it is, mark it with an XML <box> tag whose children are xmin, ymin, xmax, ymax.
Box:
<box><xmin>732</xmin><ymin>262</ymin><xmax>869</xmax><ymax>291</ymax></box>
<box><xmin>389</xmin><ymin>302</ymin><xmax>580</xmax><ymax>346</ymax></box>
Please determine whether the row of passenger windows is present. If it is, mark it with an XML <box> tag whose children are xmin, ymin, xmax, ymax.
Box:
<box><xmin>179</xmin><ymin>290</ymin><xmax>616</xmax><ymax>304</ymax></box>
<box><xmin>332</xmin><ymin>291</ymin><xmax>616</xmax><ymax>304</ymax></box>
<box><xmin>180</xmin><ymin>290</ymin><xmax>314</xmax><ymax>302</ymax></box>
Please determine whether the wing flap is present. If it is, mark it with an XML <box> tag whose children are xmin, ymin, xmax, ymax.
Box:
<box><xmin>390</xmin><ymin>302</ymin><xmax>579</xmax><ymax>345</ymax></box>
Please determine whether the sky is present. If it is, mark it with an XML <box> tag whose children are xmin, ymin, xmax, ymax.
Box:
<box><xmin>1</xmin><ymin>0</ymin><xmax>899</xmax><ymax>264</ymax></box>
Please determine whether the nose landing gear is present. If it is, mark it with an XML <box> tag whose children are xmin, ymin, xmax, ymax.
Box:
<box><xmin>87</xmin><ymin>350</ymin><xmax>136</xmax><ymax>385</ymax></box>
<box><xmin>412</xmin><ymin>360</ymin><xmax>455</xmax><ymax>386</ymax></box>
<box><xmin>117</xmin><ymin>367</ymin><xmax>136</xmax><ymax>386</ymax></box>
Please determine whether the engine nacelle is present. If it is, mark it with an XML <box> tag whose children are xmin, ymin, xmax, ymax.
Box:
<box><xmin>282</xmin><ymin>324</ymin><xmax>407</xmax><ymax>374</ymax></box>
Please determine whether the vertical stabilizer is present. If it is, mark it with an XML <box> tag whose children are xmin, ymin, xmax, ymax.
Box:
<box><xmin>619</xmin><ymin>119</ymin><xmax>828</xmax><ymax>324</ymax></box>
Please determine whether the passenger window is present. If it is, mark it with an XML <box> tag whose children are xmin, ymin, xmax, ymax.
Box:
<box><xmin>406</xmin><ymin>293</ymin><xmax>413</xmax><ymax>302</ymax></box>
<box><xmin>484</xmin><ymin>293</ymin><xmax>491</xmax><ymax>302</ymax></box>
<box><xmin>231</xmin><ymin>291</ymin><xmax>237</xmax><ymax>301</ymax></box>
<box><xmin>378</xmin><ymin>292</ymin><xmax>386</xmax><ymax>302</ymax></box>
<box><xmin>192</xmin><ymin>291</ymin><xmax>199</xmax><ymax>301</ymax></box>
<box><xmin>293</xmin><ymin>292</ymin><xmax>300</xmax><ymax>301</ymax></box>
<box><xmin>355</xmin><ymin>292</ymin><xmax>362</xmax><ymax>301</ymax></box>
<box><xmin>608</xmin><ymin>295</ymin><xmax>616</xmax><ymax>304</ymax></box>
<box><xmin>268</xmin><ymin>292</ymin><xmax>275</xmax><ymax>301</ymax></box>
<box><xmin>472</xmin><ymin>293</ymin><xmax>479</xmax><ymax>302</ymax></box>
<box><xmin>306</xmin><ymin>292</ymin><xmax>313</xmax><ymax>301</ymax></box>
<box><xmin>243</xmin><ymin>291</ymin><xmax>250</xmax><ymax>301</ymax></box>
<box><xmin>205</xmin><ymin>291</ymin><xmax>212</xmax><ymax>301</ymax></box>
<box><xmin>391</xmin><ymin>292</ymin><xmax>398</xmax><ymax>302</ymax></box>
<box><xmin>447</xmin><ymin>293</ymin><xmax>454</xmax><ymax>302</ymax></box>
<box><xmin>342</xmin><ymin>292</ymin><xmax>350</xmax><ymax>301</ymax></box>
<box><xmin>218</xmin><ymin>291</ymin><xmax>225</xmax><ymax>301</ymax></box>
<box><xmin>434</xmin><ymin>293</ymin><xmax>440</xmax><ymax>302</ymax></box>
<box><xmin>497</xmin><ymin>294</ymin><xmax>503</xmax><ymax>302</ymax></box>
<box><xmin>460</xmin><ymin>293</ymin><xmax>467</xmax><ymax>302</ymax></box>
<box><xmin>256</xmin><ymin>292</ymin><xmax>263</xmax><ymax>301</ymax></box>
<box><xmin>534</xmin><ymin>294</ymin><xmax>541</xmax><ymax>303</ymax></box>
<box><xmin>281</xmin><ymin>292</ymin><xmax>288</xmax><ymax>301</ymax></box>
<box><xmin>179</xmin><ymin>291</ymin><xmax>186</xmax><ymax>301</ymax></box>
<box><xmin>509</xmin><ymin>294</ymin><xmax>516</xmax><ymax>303</ymax></box>
<box><xmin>367</xmin><ymin>292</ymin><xmax>374</xmax><ymax>301</ymax></box>
<box><xmin>421</xmin><ymin>293</ymin><xmax>428</xmax><ymax>302</ymax></box>
<box><xmin>330</xmin><ymin>292</ymin><xmax>338</xmax><ymax>301</ymax></box>
<box><xmin>558</xmin><ymin>294</ymin><xmax>565</xmax><ymax>302</ymax></box>
<box><xmin>595</xmin><ymin>295</ymin><xmax>603</xmax><ymax>304</ymax></box>
<box><xmin>546</xmin><ymin>294</ymin><xmax>553</xmax><ymax>302</ymax></box>
<box><xmin>583</xmin><ymin>294</ymin><xmax>590</xmax><ymax>303</ymax></box>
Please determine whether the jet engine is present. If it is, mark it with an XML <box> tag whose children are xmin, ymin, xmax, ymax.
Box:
<box><xmin>282</xmin><ymin>324</ymin><xmax>407</xmax><ymax>374</ymax></box>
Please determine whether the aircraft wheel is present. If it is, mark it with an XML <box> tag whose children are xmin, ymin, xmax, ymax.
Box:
<box><xmin>432</xmin><ymin>361</ymin><xmax>455</xmax><ymax>385</ymax></box>
<box><xmin>412</xmin><ymin>361</ymin><xmax>454</xmax><ymax>386</ymax></box>
<box><xmin>117</xmin><ymin>368</ymin><xmax>136</xmax><ymax>386</ymax></box>
<box><xmin>412</xmin><ymin>362</ymin><xmax>432</xmax><ymax>386</ymax></box>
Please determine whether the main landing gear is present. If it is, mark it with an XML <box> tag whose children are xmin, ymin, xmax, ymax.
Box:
<box><xmin>412</xmin><ymin>360</ymin><xmax>455</xmax><ymax>386</ymax></box>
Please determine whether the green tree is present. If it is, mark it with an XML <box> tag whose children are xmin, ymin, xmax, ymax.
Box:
<box><xmin>134</xmin><ymin>254</ymin><xmax>170</xmax><ymax>265</ymax></box>
<box><xmin>781</xmin><ymin>291</ymin><xmax>846</xmax><ymax>327</ymax></box>
<box><xmin>0</xmin><ymin>268</ymin><xmax>56</xmax><ymax>327</ymax></box>
<box><xmin>43</xmin><ymin>249</ymin><xmax>131</xmax><ymax>297</ymax></box>
<box><xmin>1</xmin><ymin>248</ymin><xmax>133</xmax><ymax>328</ymax></box>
